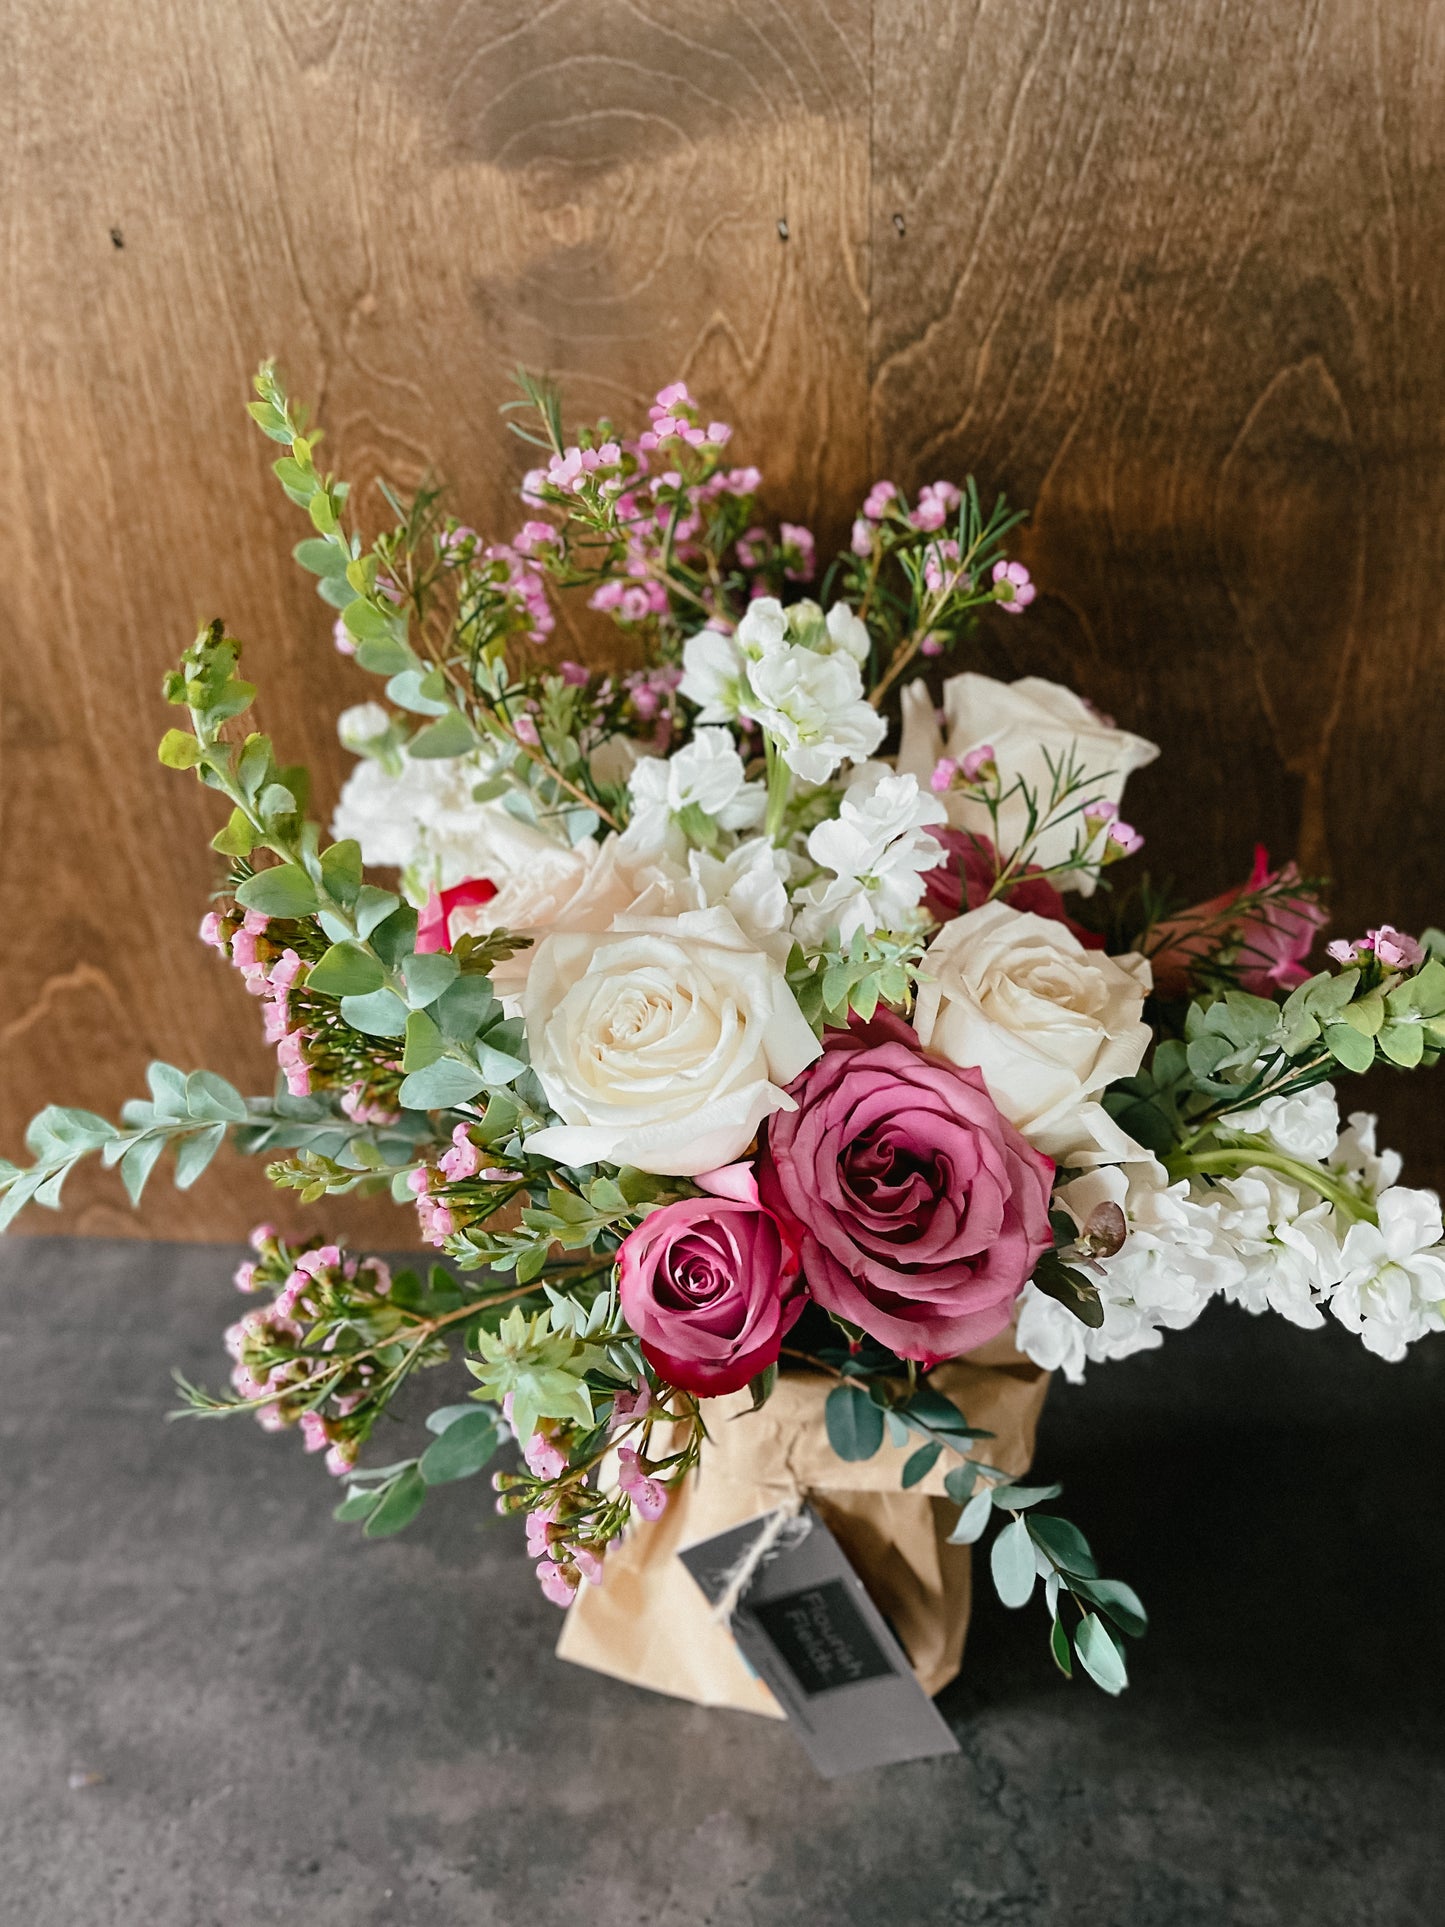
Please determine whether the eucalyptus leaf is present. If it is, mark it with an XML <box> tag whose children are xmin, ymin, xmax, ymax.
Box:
<box><xmin>354</xmin><ymin>886</ymin><xmax>401</xmax><ymax>939</ymax></box>
<box><xmin>824</xmin><ymin>1383</ymin><xmax>884</xmax><ymax>1461</ymax></box>
<box><xmin>900</xmin><ymin>1442</ymin><xmax>942</xmax><ymax>1488</ymax></box>
<box><xmin>339</xmin><ymin>989</ymin><xmax>410</xmax><ymax>1037</ymax></box>
<box><xmin>948</xmin><ymin>1488</ymin><xmax>993</xmax><ymax>1545</ymax></box>
<box><xmin>990</xmin><ymin>1516</ymin><xmax>1037</xmax><ymax>1608</ymax></box>
<box><xmin>418</xmin><ymin>1412</ymin><xmax>501</xmax><ymax>1485</ymax></box>
<box><xmin>234</xmin><ymin>864</ymin><xmax>318</xmax><ymax>920</ymax></box>
<box><xmin>362</xmin><ymin>1466</ymin><xmax>427</xmax><ymax>1538</ymax></box>
<box><xmin>403</xmin><ymin>950</ymin><xmax>460</xmax><ymax>1008</ymax></box>
<box><xmin>397</xmin><ymin>1058</ymin><xmax>487</xmax><ymax>1111</ymax></box>
<box><xmin>307</xmin><ymin>942</ymin><xmax>385</xmax><ymax>999</ymax></box>
<box><xmin>173</xmin><ymin>1123</ymin><xmax>226</xmax><ymax>1190</ymax></box>
<box><xmin>184</xmin><ymin>1071</ymin><xmax>248</xmax><ymax>1124</ymax></box>
<box><xmin>1074</xmin><ymin>1613</ymin><xmax>1129</xmax><ymax>1694</ymax></box>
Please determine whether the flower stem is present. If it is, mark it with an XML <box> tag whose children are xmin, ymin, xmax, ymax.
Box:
<box><xmin>1164</xmin><ymin>1144</ymin><xmax>1377</xmax><ymax>1224</ymax></box>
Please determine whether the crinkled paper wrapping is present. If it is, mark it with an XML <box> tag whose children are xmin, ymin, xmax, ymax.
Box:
<box><xmin>556</xmin><ymin>1336</ymin><xmax>1050</xmax><ymax>1716</ymax></box>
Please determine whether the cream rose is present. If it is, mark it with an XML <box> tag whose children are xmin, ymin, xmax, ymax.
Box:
<box><xmin>897</xmin><ymin>673</ymin><xmax>1158</xmax><ymax>894</ymax></box>
<box><xmin>523</xmin><ymin>904</ymin><xmax>822</xmax><ymax>1176</ymax></box>
<box><xmin>447</xmin><ymin>829</ymin><xmax>685</xmax><ymax>1006</ymax></box>
<box><xmin>912</xmin><ymin>901</ymin><xmax>1152</xmax><ymax>1165</ymax></box>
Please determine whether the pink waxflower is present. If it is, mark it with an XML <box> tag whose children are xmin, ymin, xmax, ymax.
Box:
<box><xmin>525</xmin><ymin>1508</ymin><xmax>560</xmax><ymax>1558</ymax></box>
<box><xmin>324</xmin><ymin>1444</ymin><xmax>355</xmax><ymax>1478</ymax></box>
<box><xmin>930</xmin><ymin>758</ymin><xmax>959</xmax><ymax>795</ymax></box>
<box><xmin>415</xmin><ymin>876</ymin><xmax>499</xmax><ymax>954</ymax></box>
<box><xmin>249</xmin><ymin>1223</ymin><xmax>277</xmax><ymax>1250</ymax></box>
<box><xmin>1107</xmin><ymin>820</ymin><xmax>1144</xmax><ymax>858</ymax></box>
<box><xmin>850</xmin><ymin>517</ymin><xmax>873</xmax><ymax>557</ymax></box>
<box><xmin>961</xmin><ymin>744</ymin><xmax>996</xmax><ymax>784</ymax></box>
<box><xmin>332</xmin><ymin>613</ymin><xmax>356</xmax><ymax>656</ymax></box>
<box><xmin>232</xmin><ymin>1261</ymin><xmax>258</xmax><ymax>1294</ymax></box>
<box><xmin>536</xmin><ymin>1558</ymin><xmax>579</xmax><ymax>1607</ymax></box>
<box><xmin>523</xmin><ymin>1428</ymin><xmax>568</xmax><ymax>1480</ymax></box>
<box><xmin>1368</xmin><ymin>925</ymin><xmax>1425</xmax><ymax>969</ymax></box>
<box><xmin>199</xmin><ymin>911</ymin><xmax>228</xmax><ymax>953</ymax></box>
<box><xmin>512</xmin><ymin>714</ymin><xmax>541</xmax><ymax>746</ymax></box>
<box><xmin>992</xmin><ymin>560</ymin><xmax>1036</xmax><ymax>612</ymax></box>
<box><xmin>779</xmin><ymin>522</ymin><xmax>816</xmax><ymax>582</ymax></box>
<box><xmin>920</xmin><ymin>635</ymin><xmax>944</xmax><ymax>658</ymax></box>
<box><xmin>298</xmin><ymin>1411</ymin><xmax>329</xmax><ymax>1454</ymax></box>
<box><xmin>756</xmin><ymin>1011</ymin><xmax>1054</xmax><ymax>1362</ymax></box>
<box><xmin>862</xmin><ymin>481</ymin><xmax>898</xmax><ymax>521</ymax></box>
<box><xmin>438</xmin><ymin>1124</ymin><xmax>482</xmax><ymax>1183</ymax></box>
<box><xmin>610</xmin><ymin>1384</ymin><xmax>651</xmax><ymax>1427</ymax></box>
<box><xmin>558</xmin><ymin>660</ymin><xmax>590</xmax><ymax>686</ymax></box>
<box><xmin>276</xmin><ymin>1031</ymin><xmax>311</xmax><ymax>1098</ymax></box>
<box><xmin>574</xmin><ymin>1545</ymin><xmax>605</xmax><ymax>1586</ymax></box>
<box><xmin>616</xmin><ymin>1165</ymin><xmax>802</xmax><ymax>1397</ymax></box>
<box><xmin>616</xmin><ymin>1446</ymin><xmax>668</xmax><ymax>1521</ymax></box>
<box><xmin>1148</xmin><ymin>846</ymin><xmax>1329</xmax><ymax>998</ymax></box>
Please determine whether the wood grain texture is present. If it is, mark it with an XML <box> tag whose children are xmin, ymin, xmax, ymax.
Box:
<box><xmin>1</xmin><ymin>0</ymin><xmax>869</xmax><ymax>1238</ymax></box>
<box><xmin>6</xmin><ymin>0</ymin><xmax>1445</xmax><ymax>1240</ymax></box>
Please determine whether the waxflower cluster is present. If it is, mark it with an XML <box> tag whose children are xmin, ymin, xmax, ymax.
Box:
<box><xmin>7</xmin><ymin>362</ymin><xmax>1444</xmax><ymax>1709</ymax></box>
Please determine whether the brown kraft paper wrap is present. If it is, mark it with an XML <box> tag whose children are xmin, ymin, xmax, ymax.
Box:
<box><xmin>556</xmin><ymin>1336</ymin><xmax>1050</xmax><ymax>1716</ymax></box>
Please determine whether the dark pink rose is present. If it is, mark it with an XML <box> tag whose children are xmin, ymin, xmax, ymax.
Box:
<box><xmin>921</xmin><ymin>828</ymin><xmax>1104</xmax><ymax>949</ymax></box>
<box><xmin>617</xmin><ymin>1165</ymin><xmax>802</xmax><ymax>1397</ymax></box>
<box><xmin>416</xmin><ymin>876</ymin><xmax>498</xmax><ymax>954</ymax></box>
<box><xmin>756</xmin><ymin>1013</ymin><xmax>1054</xmax><ymax>1362</ymax></box>
<box><xmin>1147</xmin><ymin>844</ymin><xmax>1327</xmax><ymax>998</ymax></box>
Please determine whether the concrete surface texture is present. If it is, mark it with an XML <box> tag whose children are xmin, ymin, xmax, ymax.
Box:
<box><xmin>0</xmin><ymin>1235</ymin><xmax>1440</xmax><ymax>1926</ymax></box>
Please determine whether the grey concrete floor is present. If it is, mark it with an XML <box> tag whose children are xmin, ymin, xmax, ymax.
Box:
<box><xmin>0</xmin><ymin>1235</ymin><xmax>1441</xmax><ymax>1926</ymax></box>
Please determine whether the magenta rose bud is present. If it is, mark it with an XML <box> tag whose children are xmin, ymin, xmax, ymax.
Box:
<box><xmin>756</xmin><ymin>1013</ymin><xmax>1054</xmax><ymax>1361</ymax></box>
<box><xmin>617</xmin><ymin>1166</ymin><xmax>802</xmax><ymax>1397</ymax></box>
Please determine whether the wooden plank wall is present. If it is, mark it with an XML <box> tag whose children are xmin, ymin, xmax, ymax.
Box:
<box><xmin>4</xmin><ymin>0</ymin><xmax>1442</xmax><ymax>1243</ymax></box>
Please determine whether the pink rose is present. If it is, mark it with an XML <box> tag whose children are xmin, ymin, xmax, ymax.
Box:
<box><xmin>1147</xmin><ymin>845</ymin><xmax>1327</xmax><ymax>998</ymax></box>
<box><xmin>416</xmin><ymin>876</ymin><xmax>499</xmax><ymax>955</ymax></box>
<box><xmin>756</xmin><ymin>1013</ymin><xmax>1054</xmax><ymax>1362</ymax></box>
<box><xmin>617</xmin><ymin>1166</ymin><xmax>802</xmax><ymax>1397</ymax></box>
<box><xmin>921</xmin><ymin>829</ymin><xmax>1104</xmax><ymax>948</ymax></box>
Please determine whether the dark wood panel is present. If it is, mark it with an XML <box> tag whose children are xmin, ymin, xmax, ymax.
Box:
<box><xmin>870</xmin><ymin>0</ymin><xmax>1445</xmax><ymax>1180</ymax></box>
<box><xmin>1</xmin><ymin>0</ymin><xmax>870</xmax><ymax>1238</ymax></box>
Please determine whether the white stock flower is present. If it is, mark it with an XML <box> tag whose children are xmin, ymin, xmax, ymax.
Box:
<box><xmin>1015</xmin><ymin>1159</ymin><xmax>1239</xmax><ymax>1382</ymax></box>
<box><xmin>678</xmin><ymin>598</ymin><xmax>886</xmax><ymax>781</ymax></box>
<box><xmin>897</xmin><ymin>673</ymin><xmax>1158</xmax><ymax>894</ymax></box>
<box><xmin>686</xmin><ymin>838</ymin><xmax>793</xmax><ymax>955</ymax></box>
<box><xmin>523</xmin><ymin>904</ymin><xmax>821</xmax><ymax>1176</ymax></box>
<box><xmin>623</xmin><ymin>729</ymin><xmax>765</xmax><ymax>857</ymax></box>
<box><xmin>331</xmin><ymin>750</ymin><xmax>514</xmax><ymax>886</ymax></box>
<box><xmin>1203</xmin><ymin>1168</ymin><xmax>1341</xmax><ymax>1330</ymax></box>
<box><xmin>912</xmin><ymin>900</ymin><xmax>1152</xmax><ymax>1165</ymax></box>
<box><xmin>678</xmin><ymin>625</ymin><xmax>751</xmax><ymax>723</ymax></box>
<box><xmin>1221</xmin><ymin>1083</ymin><xmax>1340</xmax><ymax>1161</ymax></box>
<box><xmin>791</xmin><ymin>769</ymin><xmax>946</xmax><ymax>947</ymax></box>
<box><xmin>337</xmin><ymin>702</ymin><xmax>392</xmax><ymax>753</ymax></box>
<box><xmin>747</xmin><ymin>646</ymin><xmax>885</xmax><ymax>782</ymax></box>
<box><xmin>1329</xmin><ymin>1111</ymin><xmax>1403</xmax><ymax>1197</ymax></box>
<box><xmin>1329</xmin><ymin>1188</ymin><xmax>1445</xmax><ymax>1360</ymax></box>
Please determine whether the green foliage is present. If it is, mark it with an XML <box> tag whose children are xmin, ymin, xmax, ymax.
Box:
<box><xmin>466</xmin><ymin>1306</ymin><xmax>618</xmax><ymax>1444</ymax></box>
<box><xmin>0</xmin><ymin>1064</ymin><xmax>264</xmax><ymax>1229</ymax></box>
<box><xmin>824</xmin><ymin>1383</ymin><xmax>885</xmax><ymax>1460</ymax></box>
<box><xmin>786</xmin><ymin>929</ymin><xmax>925</xmax><ymax>1033</ymax></box>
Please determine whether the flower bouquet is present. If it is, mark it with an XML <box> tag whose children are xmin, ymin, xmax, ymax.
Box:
<box><xmin>7</xmin><ymin>366</ymin><xmax>1445</xmax><ymax>1712</ymax></box>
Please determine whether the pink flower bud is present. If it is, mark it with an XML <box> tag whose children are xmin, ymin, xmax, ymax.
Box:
<box><xmin>930</xmin><ymin>758</ymin><xmax>959</xmax><ymax>795</ymax></box>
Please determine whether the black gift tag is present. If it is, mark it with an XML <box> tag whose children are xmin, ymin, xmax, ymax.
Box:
<box><xmin>678</xmin><ymin>1506</ymin><xmax>960</xmax><ymax>1778</ymax></box>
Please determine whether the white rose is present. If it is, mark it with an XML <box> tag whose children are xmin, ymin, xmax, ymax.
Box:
<box><xmin>447</xmin><ymin>830</ymin><xmax>685</xmax><ymax>1007</ymax></box>
<box><xmin>523</xmin><ymin>904</ymin><xmax>821</xmax><ymax>1176</ymax></box>
<box><xmin>912</xmin><ymin>900</ymin><xmax>1152</xmax><ymax>1165</ymax></box>
<box><xmin>897</xmin><ymin>673</ymin><xmax>1158</xmax><ymax>894</ymax></box>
